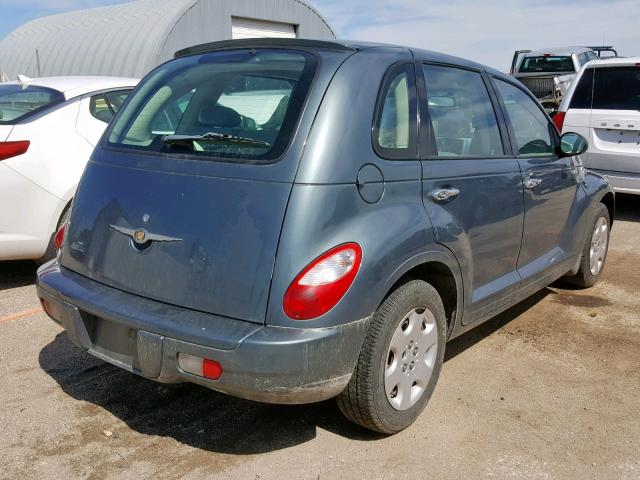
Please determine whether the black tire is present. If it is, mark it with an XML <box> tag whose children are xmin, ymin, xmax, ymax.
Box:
<box><xmin>337</xmin><ymin>279</ymin><xmax>447</xmax><ymax>434</ymax></box>
<box><xmin>564</xmin><ymin>203</ymin><xmax>610</xmax><ymax>288</ymax></box>
<box><xmin>36</xmin><ymin>204</ymin><xmax>70</xmax><ymax>265</ymax></box>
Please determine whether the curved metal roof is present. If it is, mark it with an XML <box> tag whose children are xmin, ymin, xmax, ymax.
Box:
<box><xmin>0</xmin><ymin>0</ymin><xmax>335</xmax><ymax>80</ymax></box>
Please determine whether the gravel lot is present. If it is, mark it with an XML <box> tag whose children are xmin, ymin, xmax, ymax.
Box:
<box><xmin>1</xmin><ymin>195</ymin><xmax>639</xmax><ymax>480</ymax></box>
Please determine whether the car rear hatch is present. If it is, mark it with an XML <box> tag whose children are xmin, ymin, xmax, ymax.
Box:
<box><xmin>59</xmin><ymin>45</ymin><xmax>353</xmax><ymax>324</ymax></box>
<box><xmin>588</xmin><ymin>112</ymin><xmax>640</xmax><ymax>173</ymax></box>
<box><xmin>584</xmin><ymin>66</ymin><xmax>640</xmax><ymax>174</ymax></box>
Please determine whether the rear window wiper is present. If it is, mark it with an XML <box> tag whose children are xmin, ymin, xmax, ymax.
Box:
<box><xmin>162</xmin><ymin>132</ymin><xmax>271</xmax><ymax>149</ymax></box>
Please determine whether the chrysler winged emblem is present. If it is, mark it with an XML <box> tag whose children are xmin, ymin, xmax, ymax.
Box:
<box><xmin>110</xmin><ymin>225</ymin><xmax>182</xmax><ymax>245</ymax></box>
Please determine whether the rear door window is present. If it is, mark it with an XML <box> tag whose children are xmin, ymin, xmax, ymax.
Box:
<box><xmin>422</xmin><ymin>64</ymin><xmax>504</xmax><ymax>158</ymax></box>
<box><xmin>107</xmin><ymin>49</ymin><xmax>317</xmax><ymax>163</ymax></box>
<box><xmin>569</xmin><ymin>69</ymin><xmax>594</xmax><ymax>109</ymax></box>
<box><xmin>494</xmin><ymin>79</ymin><xmax>556</xmax><ymax>156</ymax></box>
<box><xmin>0</xmin><ymin>84</ymin><xmax>65</xmax><ymax>123</ymax></box>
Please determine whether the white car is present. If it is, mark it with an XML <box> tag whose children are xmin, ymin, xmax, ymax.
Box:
<box><xmin>555</xmin><ymin>57</ymin><xmax>640</xmax><ymax>194</ymax></box>
<box><xmin>0</xmin><ymin>76</ymin><xmax>138</xmax><ymax>261</ymax></box>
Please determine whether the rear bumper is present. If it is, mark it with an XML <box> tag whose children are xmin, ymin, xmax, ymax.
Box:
<box><xmin>591</xmin><ymin>169</ymin><xmax>640</xmax><ymax>195</ymax></box>
<box><xmin>36</xmin><ymin>262</ymin><xmax>369</xmax><ymax>404</ymax></box>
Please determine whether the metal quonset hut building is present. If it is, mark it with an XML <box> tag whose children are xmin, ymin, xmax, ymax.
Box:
<box><xmin>0</xmin><ymin>0</ymin><xmax>335</xmax><ymax>80</ymax></box>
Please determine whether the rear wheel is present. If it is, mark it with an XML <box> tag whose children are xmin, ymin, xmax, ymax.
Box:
<box><xmin>337</xmin><ymin>279</ymin><xmax>446</xmax><ymax>434</ymax></box>
<box><xmin>565</xmin><ymin>203</ymin><xmax>610</xmax><ymax>288</ymax></box>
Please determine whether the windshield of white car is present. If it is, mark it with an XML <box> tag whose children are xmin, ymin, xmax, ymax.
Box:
<box><xmin>0</xmin><ymin>84</ymin><xmax>65</xmax><ymax>124</ymax></box>
<box><xmin>519</xmin><ymin>56</ymin><xmax>575</xmax><ymax>73</ymax></box>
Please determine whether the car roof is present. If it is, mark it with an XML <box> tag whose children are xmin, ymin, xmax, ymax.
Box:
<box><xmin>174</xmin><ymin>38</ymin><xmax>403</xmax><ymax>57</ymax></box>
<box><xmin>2</xmin><ymin>76</ymin><xmax>139</xmax><ymax>100</ymax></box>
<box><xmin>525</xmin><ymin>47</ymin><xmax>592</xmax><ymax>57</ymax></box>
<box><xmin>175</xmin><ymin>37</ymin><xmax>495</xmax><ymax>74</ymax></box>
<box><xmin>584</xmin><ymin>56</ymin><xmax>640</xmax><ymax>68</ymax></box>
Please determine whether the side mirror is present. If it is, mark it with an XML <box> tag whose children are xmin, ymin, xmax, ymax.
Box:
<box><xmin>559</xmin><ymin>132</ymin><xmax>588</xmax><ymax>157</ymax></box>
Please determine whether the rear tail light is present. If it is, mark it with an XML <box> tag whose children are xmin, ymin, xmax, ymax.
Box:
<box><xmin>283</xmin><ymin>243</ymin><xmax>362</xmax><ymax>320</ymax></box>
<box><xmin>178</xmin><ymin>353</ymin><xmax>223</xmax><ymax>380</ymax></box>
<box><xmin>54</xmin><ymin>223</ymin><xmax>66</xmax><ymax>251</ymax></box>
<box><xmin>553</xmin><ymin>111</ymin><xmax>566</xmax><ymax>133</ymax></box>
<box><xmin>0</xmin><ymin>141</ymin><xmax>30</xmax><ymax>161</ymax></box>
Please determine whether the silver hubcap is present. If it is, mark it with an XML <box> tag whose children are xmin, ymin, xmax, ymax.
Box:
<box><xmin>385</xmin><ymin>308</ymin><xmax>438</xmax><ymax>411</ymax></box>
<box><xmin>589</xmin><ymin>217</ymin><xmax>608</xmax><ymax>276</ymax></box>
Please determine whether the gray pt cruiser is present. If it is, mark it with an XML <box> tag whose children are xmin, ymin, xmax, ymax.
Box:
<box><xmin>37</xmin><ymin>39</ymin><xmax>614</xmax><ymax>434</ymax></box>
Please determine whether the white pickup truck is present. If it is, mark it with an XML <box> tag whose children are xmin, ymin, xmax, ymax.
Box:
<box><xmin>510</xmin><ymin>46</ymin><xmax>617</xmax><ymax>113</ymax></box>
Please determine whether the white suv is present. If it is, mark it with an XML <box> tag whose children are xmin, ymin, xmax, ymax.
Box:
<box><xmin>0</xmin><ymin>76</ymin><xmax>138</xmax><ymax>262</ymax></box>
<box><xmin>555</xmin><ymin>58</ymin><xmax>640</xmax><ymax>194</ymax></box>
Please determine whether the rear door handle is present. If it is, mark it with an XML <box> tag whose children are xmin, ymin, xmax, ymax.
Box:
<box><xmin>430</xmin><ymin>188</ymin><xmax>460</xmax><ymax>203</ymax></box>
<box><xmin>524</xmin><ymin>177</ymin><xmax>542</xmax><ymax>189</ymax></box>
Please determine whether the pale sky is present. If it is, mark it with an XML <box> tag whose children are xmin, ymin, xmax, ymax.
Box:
<box><xmin>0</xmin><ymin>0</ymin><xmax>637</xmax><ymax>71</ymax></box>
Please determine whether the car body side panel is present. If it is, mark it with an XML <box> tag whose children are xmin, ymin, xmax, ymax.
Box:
<box><xmin>583</xmin><ymin>170</ymin><xmax>615</xmax><ymax>220</ymax></box>
<box><xmin>421</xmin><ymin>159</ymin><xmax>525</xmax><ymax>324</ymax></box>
<box><xmin>294</xmin><ymin>46</ymin><xmax>416</xmax><ymax>185</ymax></box>
<box><xmin>4</xmin><ymin>99</ymin><xmax>87</xmax><ymax>200</ymax></box>
<box><xmin>0</xmin><ymin>163</ymin><xmax>66</xmax><ymax>259</ymax></box>
<box><xmin>266</xmin><ymin>47</ymin><xmax>453</xmax><ymax>330</ymax></box>
<box><xmin>516</xmin><ymin>156</ymin><xmax>586</xmax><ymax>281</ymax></box>
<box><xmin>266</xmin><ymin>181</ymin><xmax>450</xmax><ymax>329</ymax></box>
<box><xmin>0</xmin><ymin>125</ymin><xmax>13</xmax><ymax>141</ymax></box>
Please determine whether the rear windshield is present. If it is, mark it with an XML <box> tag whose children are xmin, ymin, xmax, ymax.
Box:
<box><xmin>0</xmin><ymin>84</ymin><xmax>65</xmax><ymax>124</ymax></box>
<box><xmin>570</xmin><ymin>66</ymin><xmax>640</xmax><ymax>111</ymax></box>
<box><xmin>107</xmin><ymin>49</ymin><xmax>317</xmax><ymax>163</ymax></box>
<box><xmin>519</xmin><ymin>56</ymin><xmax>575</xmax><ymax>73</ymax></box>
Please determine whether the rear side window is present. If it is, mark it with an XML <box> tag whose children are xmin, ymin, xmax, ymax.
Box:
<box><xmin>569</xmin><ymin>69</ymin><xmax>594</xmax><ymax>109</ymax></box>
<box><xmin>494</xmin><ymin>79</ymin><xmax>556</xmax><ymax>157</ymax></box>
<box><xmin>519</xmin><ymin>56</ymin><xmax>575</xmax><ymax>73</ymax></box>
<box><xmin>0</xmin><ymin>84</ymin><xmax>64</xmax><ymax>124</ymax></box>
<box><xmin>572</xmin><ymin>67</ymin><xmax>640</xmax><ymax>111</ymax></box>
<box><xmin>90</xmin><ymin>89</ymin><xmax>132</xmax><ymax>123</ymax></box>
<box><xmin>422</xmin><ymin>64</ymin><xmax>504</xmax><ymax>158</ymax></box>
<box><xmin>373</xmin><ymin>63</ymin><xmax>417</xmax><ymax>158</ymax></box>
<box><xmin>107</xmin><ymin>49</ymin><xmax>316</xmax><ymax>163</ymax></box>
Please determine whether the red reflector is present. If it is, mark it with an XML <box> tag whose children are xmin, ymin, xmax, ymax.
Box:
<box><xmin>0</xmin><ymin>141</ymin><xmax>30</xmax><ymax>161</ymax></box>
<box><xmin>283</xmin><ymin>243</ymin><xmax>362</xmax><ymax>320</ymax></box>
<box><xmin>54</xmin><ymin>223</ymin><xmax>66</xmax><ymax>251</ymax></box>
<box><xmin>41</xmin><ymin>298</ymin><xmax>52</xmax><ymax>317</ymax></box>
<box><xmin>543</xmin><ymin>53</ymin><xmax>551</xmax><ymax>57</ymax></box>
<box><xmin>203</xmin><ymin>359</ymin><xmax>222</xmax><ymax>380</ymax></box>
<box><xmin>553</xmin><ymin>111</ymin><xmax>566</xmax><ymax>133</ymax></box>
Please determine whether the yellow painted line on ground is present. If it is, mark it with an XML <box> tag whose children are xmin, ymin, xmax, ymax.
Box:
<box><xmin>0</xmin><ymin>306</ymin><xmax>43</xmax><ymax>324</ymax></box>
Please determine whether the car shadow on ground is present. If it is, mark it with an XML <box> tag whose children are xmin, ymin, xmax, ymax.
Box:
<box><xmin>0</xmin><ymin>261</ymin><xmax>37</xmax><ymax>291</ymax></box>
<box><xmin>614</xmin><ymin>193</ymin><xmax>640</xmax><ymax>222</ymax></box>
<box><xmin>39</xmin><ymin>288</ymin><xmax>551</xmax><ymax>454</ymax></box>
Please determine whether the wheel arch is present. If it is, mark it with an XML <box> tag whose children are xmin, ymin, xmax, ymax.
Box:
<box><xmin>600</xmin><ymin>191</ymin><xmax>615</xmax><ymax>227</ymax></box>
<box><xmin>380</xmin><ymin>249</ymin><xmax>464</xmax><ymax>338</ymax></box>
